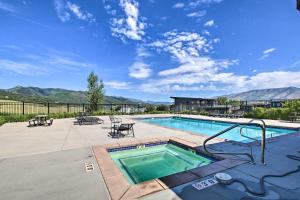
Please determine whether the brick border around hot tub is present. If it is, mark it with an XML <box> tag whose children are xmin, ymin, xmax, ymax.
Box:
<box><xmin>92</xmin><ymin>137</ymin><xmax>248</xmax><ymax>200</ymax></box>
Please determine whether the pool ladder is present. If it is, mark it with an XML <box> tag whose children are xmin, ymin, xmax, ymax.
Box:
<box><xmin>203</xmin><ymin>119</ymin><xmax>266</xmax><ymax>165</ymax></box>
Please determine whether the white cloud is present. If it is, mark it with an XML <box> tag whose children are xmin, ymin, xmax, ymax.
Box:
<box><xmin>173</xmin><ymin>2</ymin><xmax>185</xmax><ymax>8</ymax></box>
<box><xmin>54</xmin><ymin>0</ymin><xmax>95</xmax><ymax>23</ymax></box>
<box><xmin>0</xmin><ymin>1</ymin><xmax>18</xmax><ymax>13</ymax></box>
<box><xmin>0</xmin><ymin>48</ymin><xmax>95</xmax><ymax>75</ymax></box>
<box><xmin>187</xmin><ymin>10</ymin><xmax>206</xmax><ymax>18</ymax></box>
<box><xmin>158</xmin><ymin>57</ymin><xmax>236</xmax><ymax>76</ymax></box>
<box><xmin>129</xmin><ymin>61</ymin><xmax>151</xmax><ymax>79</ymax></box>
<box><xmin>246</xmin><ymin>71</ymin><xmax>300</xmax><ymax>89</ymax></box>
<box><xmin>259</xmin><ymin>48</ymin><xmax>276</xmax><ymax>60</ymax></box>
<box><xmin>66</xmin><ymin>2</ymin><xmax>95</xmax><ymax>23</ymax></box>
<box><xmin>188</xmin><ymin>0</ymin><xmax>223</xmax><ymax>8</ymax></box>
<box><xmin>107</xmin><ymin>0</ymin><xmax>146</xmax><ymax>41</ymax></box>
<box><xmin>105</xmin><ymin>81</ymin><xmax>131</xmax><ymax>89</ymax></box>
<box><xmin>128</xmin><ymin>46</ymin><xmax>152</xmax><ymax>79</ymax></box>
<box><xmin>263</xmin><ymin>48</ymin><xmax>276</xmax><ymax>54</ymax></box>
<box><xmin>143</xmin><ymin>31</ymin><xmax>242</xmax><ymax>93</ymax></box>
<box><xmin>149</xmin><ymin>31</ymin><xmax>213</xmax><ymax>63</ymax></box>
<box><xmin>0</xmin><ymin>59</ymin><xmax>47</xmax><ymax>75</ymax></box>
<box><xmin>54</xmin><ymin>0</ymin><xmax>71</xmax><ymax>22</ymax></box>
<box><xmin>204</xmin><ymin>20</ymin><xmax>214</xmax><ymax>27</ymax></box>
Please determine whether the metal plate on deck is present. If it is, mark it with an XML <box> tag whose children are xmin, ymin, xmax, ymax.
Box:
<box><xmin>192</xmin><ymin>177</ymin><xmax>218</xmax><ymax>190</ymax></box>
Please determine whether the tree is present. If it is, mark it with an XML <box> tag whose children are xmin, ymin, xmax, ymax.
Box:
<box><xmin>157</xmin><ymin>105</ymin><xmax>170</xmax><ymax>111</ymax></box>
<box><xmin>145</xmin><ymin>104</ymin><xmax>156</xmax><ymax>113</ymax></box>
<box><xmin>216</xmin><ymin>96</ymin><xmax>228</xmax><ymax>105</ymax></box>
<box><xmin>86</xmin><ymin>72</ymin><xmax>104</xmax><ymax>112</ymax></box>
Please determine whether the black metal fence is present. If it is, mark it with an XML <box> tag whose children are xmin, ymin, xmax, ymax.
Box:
<box><xmin>172</xmin><ymin>99</ymin><xmax>300</xmax><ymax>115</ymax></box>
<box><xmin>0</xmin><ymin>101</ymin><xmax>147</xmax><ymax>115</ymax></box>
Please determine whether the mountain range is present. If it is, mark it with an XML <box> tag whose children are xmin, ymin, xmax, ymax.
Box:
<box><xmin>1</xmin><ymin>86</ymin><xmax>299</xmax><ymax>104</ymax></box>
<box><xmin>224</xmin><ymin>87</ymin><xmax>300</xmax><ymax>100</ymax></box>
<box><xmin>0</xmin><ymin>86</ymin><xmax>142</xmax><ymax>104</ymax></box>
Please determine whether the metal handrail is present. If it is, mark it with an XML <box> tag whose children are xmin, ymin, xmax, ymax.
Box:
<box><xmin>239</xmin><ymin>119</ymin><xmax>266</xmax><ymax>143</ymax></box>
<box><xmin>239</xmin><ymin>127</ymin><xmax>260</xmax><ymax>143</ymax></box>
<box><xmin>203</xmin><ymin>120</ymin><xmax>266</xmax><ymax>164</ymax></box>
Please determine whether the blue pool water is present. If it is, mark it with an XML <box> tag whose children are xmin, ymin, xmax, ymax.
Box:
<box><xmin>141</xmin><ymin>117</ymin><xmax>298</xmax><ymax>143</ymax></box>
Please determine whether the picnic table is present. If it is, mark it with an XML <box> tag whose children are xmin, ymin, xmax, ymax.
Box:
<box><xmin>35</xmin><ymin>115</ymin><xmax>48</xmax><ymax>125</ymax></box>
<box><xmin>28</xmin><ymin>115</ymin><xmax>53</xmax><ymax>127</ymax></box>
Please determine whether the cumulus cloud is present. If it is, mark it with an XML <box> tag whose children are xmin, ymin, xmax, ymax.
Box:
<box><xmin>204</xmin><ymin>20</ymin><xmax>214</xmax><ymax>27</ymax></box>
<box><xmin>129</xmin><ymin>62</ymin><xmax>151</xmax><ymax>79</ymax></box>
<box><xmin>105</xmin><ymin>0</ymin><xmax>146</xmax><ymax>41</ymax></box>
<box><xmin>54</xmin><ymin>0</ymin><xmax>95</xmax><ymax>23</ymax></box>
<box><xmin>142</xmin><ymin>31</ymin><xmax>242</xmax><ymax>93</ymax></box>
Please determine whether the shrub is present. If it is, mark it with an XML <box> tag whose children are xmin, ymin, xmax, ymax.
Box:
<box><xmin>245</xmin><ymin>107</ymin><xmax>294</xmax><ymax>120</ymax></box>
<box><xmin>156</xmin><ymin>105</ymin><xmax>170</xmax><ymax>111</ymax></box>
<box><xmin>0</xmin><ymin>116</ymin><xmax>5</xmax><ymax>126</ymax></box>
<box><xmin>145</xmin><ymin>105</ymin><xmax>156</xmax><ymax>113</ymax></box>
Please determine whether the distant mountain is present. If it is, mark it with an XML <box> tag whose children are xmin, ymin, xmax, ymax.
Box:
<box><xmin>225</xmin><ymin>87</ymin><xmax>300</xmax><ymax>100</ymax></box>
<box><xmin>0</xmin><ymin>86</ymin><xmax>141</xmax><ymax>104</ymax></box>
<box><xmin>144</xmin><ymin>101</ymin><xmax>172</xmax><ymax>105</ymax></box>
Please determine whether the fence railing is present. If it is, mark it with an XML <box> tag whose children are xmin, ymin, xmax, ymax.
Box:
<box><xmin>0</xmin><ymin>101</ymin><xmax>147</xmax><ymax>115</ymax></box>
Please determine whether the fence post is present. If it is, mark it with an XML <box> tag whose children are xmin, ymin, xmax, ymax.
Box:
<box><xmin>47</xmin><ymin>103</ymin><xmax>50</xmax><ymax>114</ymax></box>
<box><xmin>67</xmin><ymin>103</ymin><xmax>70</xmax><ymax>113</ymax></box>
<box><xmin>22</xmin><ymin>101</ymin><xmax>25</xmax><ymax>115</ymax></box>
<box><xmin>111</xmin><ymin>104</ymin><xmax>113</xmax><ymax>114</ymax></box>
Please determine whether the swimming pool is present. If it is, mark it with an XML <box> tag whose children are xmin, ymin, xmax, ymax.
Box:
<box><xmin>109</xmin><ymin>143</ymin><xmax>213</xmax><ymax>184</ymax></box>
<box><xmin>141</xmin><ymin>117</ymin><xmax>298</xmax><ymax>143</ymax></box>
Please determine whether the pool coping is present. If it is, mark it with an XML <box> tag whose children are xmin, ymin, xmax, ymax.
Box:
<box><xmin>92</xmin><ymin>137</ymin><xmax>248</xmax><ymax>200</ymax></box>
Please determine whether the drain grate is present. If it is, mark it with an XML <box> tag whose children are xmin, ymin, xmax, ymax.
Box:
<box><xmin>85</xmin><ymin>162</ymin><xmax>94</xmax><ymax>172</ymax></box>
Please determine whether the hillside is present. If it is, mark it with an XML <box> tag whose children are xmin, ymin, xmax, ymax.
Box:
<box><xmin>0</xmin><ymin>86</ymin><xmax>142</xmax><ymax>104</ymax></box>
<box><xmin>225</xmin><ymin>87</ymin><xmax>300</xmax><ymax>100</ymax></box>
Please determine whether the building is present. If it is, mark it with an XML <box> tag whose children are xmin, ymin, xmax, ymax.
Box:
<box><xmin>170</xmin><ymin>97</ymin><xmax>238</xmax><ymax>113</ymax></box>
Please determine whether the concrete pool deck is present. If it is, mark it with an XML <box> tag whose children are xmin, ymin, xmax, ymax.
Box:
<box><xmin>0</xmin><ymin>114</ymin><xmax>299</xmax><ymax>200</ymax></box>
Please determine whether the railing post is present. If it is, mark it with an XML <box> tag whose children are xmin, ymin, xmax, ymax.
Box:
<box><xmin>22</xmin><ymin>101</ymin><xmax>25</xmax><ymax>115</ymax></box>
<box><xmin>261</xmin><ymin>125</ymin><xmax>266</xmax><ymax>164</ymax></box>
<box><xmin>47</xmin><ymin>102</ymin><xmax>50</xmax><ymax>114</ymax></box>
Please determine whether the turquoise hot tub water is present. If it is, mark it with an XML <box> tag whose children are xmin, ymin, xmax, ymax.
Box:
<box><xmin>141</xmin><ymin>117</ymin><xmax>298</xmax><ymax>143</ymax></box>
<box><xmin>110</xmin><ymin>143</ymin><xmax>213</xmax><ymax>184</ymax></box>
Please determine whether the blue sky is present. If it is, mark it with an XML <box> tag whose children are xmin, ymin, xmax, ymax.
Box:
<box><xmin>0</xmin><ymin>0</ymin><xmax>300</xmax><ymax>101</ymax></box>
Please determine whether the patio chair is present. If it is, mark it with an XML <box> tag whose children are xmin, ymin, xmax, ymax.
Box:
<box><xmin>45</xmin><ymin>118</ymin><xmax>54</xmax><ymax>126</ymax></box>
<box><xmin>109</xmin><ymin>115</ymin><xmax>122</xmax><ymax>132</ymax></box>
<box><xmin>28</xmin><ymin>119</ymin><xmax>37</xmax><ymax>127</ymax></box>
<box><xmin>113</xmin><ymin>123</ymin><xmax>135</xmax><ymax>138</ymax></box>
<box><xmin>79</xmin><ymin>116</ymin><xmax>104</xmax><ymax>125</ymax></box>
